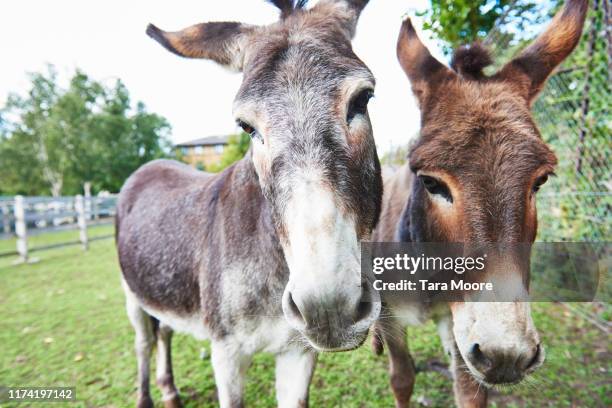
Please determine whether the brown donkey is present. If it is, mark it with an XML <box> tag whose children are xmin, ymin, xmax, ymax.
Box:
<box><xmin>372</xmin><ymin>0</ymin><xmax>588</xmax><ymax>406</ymax></box>
<box><xmin>117</xmin><ymin>1</ymin><xmax>382</xmax><ymax>407</ymax></box>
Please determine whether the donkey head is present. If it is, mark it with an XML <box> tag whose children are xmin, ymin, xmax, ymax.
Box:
<box><xmin>147</xmin><ymin>0</ymin><xmax>382</xmax><ymax>351</ymax></box>
<box><xmin>396</xmin><ymin>0</ymin><xmax>587</xmax><ymax>384</ymax></box>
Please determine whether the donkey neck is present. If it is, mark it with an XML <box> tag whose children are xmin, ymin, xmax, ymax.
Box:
<box><xmin>217</xmin><ymin>153</ymin><xmax>284</xmax><ymax>257</ymax></box>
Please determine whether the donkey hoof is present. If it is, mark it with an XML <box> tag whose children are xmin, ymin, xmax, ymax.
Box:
<box><xmin>137</xmin><ymin>396</ymin><xmax>154</xmax><ymax>408</ymax></box>
<box><xmin>163</xmin><ymin>395</ymin><xmax>183</xmax><ymax>408</ymax></box>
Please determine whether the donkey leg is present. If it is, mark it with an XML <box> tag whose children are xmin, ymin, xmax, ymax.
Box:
<box><xmin>211</xmin><ymin>341</ymin><xmax>252</xmax><ymax>408</ymax></box>
<box><xmin>382</xmin><ymin>321</ymin><xmax>416</xmax><ymax>408</ymax></box>
<box><xmin>275</xmin><ymin>349</ymin><xmax>317</xmax><ymax>408</ymax></box>
<box><xmin>125</xmin><ymin>299</ymin><xmax>156</xmax><ymax>408</ymax></box>
<box><xmin>155</xmin><ymin>323</ymin><xmax>182</xmax><ymax>408</ymax></box>
<box><xmin>437</xmin><ymin>317</ymin><xmax>487</xmax><ymax>408</ymax></box>
<box><xmin>450</xmin><ymin>351</ymin><xmax>488</xmax><ymax>408</ymax></box>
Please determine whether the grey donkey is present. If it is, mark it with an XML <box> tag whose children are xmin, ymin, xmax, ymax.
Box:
<box><xmin>117</xmin><ymin>1</ymin><xmax>383</xmax><ymax>407</ymax></box>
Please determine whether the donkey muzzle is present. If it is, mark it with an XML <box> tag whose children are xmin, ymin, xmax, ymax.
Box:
<box><xmin>467</xmin><ymin>342</ymin><xmax>544</xmax><ymax>384</ymax></box>
<box><xmin>282</xmin><ymin>284</ymin><xmax>380</xmax><ymax>351</ymax></box>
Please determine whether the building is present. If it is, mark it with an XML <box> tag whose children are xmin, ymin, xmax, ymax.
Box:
<box><xmin>175</xmin><ymin>135</ymin><xmax>230</xmax><ymax>170</ymax></box>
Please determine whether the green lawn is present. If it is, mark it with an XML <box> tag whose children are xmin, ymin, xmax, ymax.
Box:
<box><xmin>0</xmin><ymin>229</ymin><xmax>609</xmax><ymax>407</ymax></box>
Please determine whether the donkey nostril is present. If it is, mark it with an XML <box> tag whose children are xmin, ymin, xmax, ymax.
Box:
<box><xmin>355</xmin><ymin>301</ymin><xmax>372</xmax><ymax>322</ymax></box>
<box><xmin>470</xmin><ymin>343</ymin><xmax>492</xmax><ymax>369</ymax></box>
<box><xmin>525</xmin><ymin>343</ymin><xmax>542</xmax><ymax>370</ymax></box>
<box><xmin>287</xmin><ymin>292</ymin><xmax>306</xmax><ymax>325</ymax></box>
<box><xmin>354</xmin><ymin>286</ymin><xmax>374</xmax><ymax>322</ymax></box>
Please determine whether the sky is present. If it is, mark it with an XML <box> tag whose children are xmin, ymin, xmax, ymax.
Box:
<box><xmin>0</xmin><ymin>0</ymin><xmax>447</xmax><ymax>153</ymax></box>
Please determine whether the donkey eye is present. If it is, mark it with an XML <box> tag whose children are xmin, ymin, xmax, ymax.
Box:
<box><xmin>419</xmin><ymin>175</ymin><xmax>453</xmax><ymax>203</ymax></box>
<box><xmin>532</xmin><ymin>174</ymin><xmax>549</xmax><ymax>194</ymax></box>
<box><xmin>347</xmin><ymin>89</ymin><xmax>374</xmax><ymax>123</ymax></box>
<box><xmin>237</xmin><ymin>120</ymin><xmax>263</xmax><ymax>144</ymax></box>
<box><xmin>237</xmin><ymin>120</ymin><xmax>254</xmax><ymax>135</ymax></box>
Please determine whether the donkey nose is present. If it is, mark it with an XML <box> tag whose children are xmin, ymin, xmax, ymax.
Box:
<box><xmin>468</xmin><ymin>343</ymin><xmax>543</xmax><ymax>384</ymax></box>
<box><xmin>281</xmin><ymin>286</ymin><xmax>379</xmax><ymax>349</ymax></box>
<box><xmin>282</xmin><ymin>289</ymin><xmax>374</xmax><ymax>329</ymax></box>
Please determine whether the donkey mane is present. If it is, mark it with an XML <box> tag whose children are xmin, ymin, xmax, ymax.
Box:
<box><xmin>450</xmin><ymin>43</ymin><xmax>493</xmax><ymax>79</ymax></box>
<box><xmin>268</xmin><ymin>0</ymin><xmax>309</xmax><ymax>18</ymax></box>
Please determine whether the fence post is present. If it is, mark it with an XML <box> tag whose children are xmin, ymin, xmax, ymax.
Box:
<box><xmin>14</xmin><ymin>195</ymin><xmax>28</xmax><ymax>262</ymax></box>
<box><xmin>84</xmin><ymin>182</ymin><xmax>93</xmax><ymax>221</ymax></box>
<box><xmin>75</xmin><ymin>195</ymin><xmax>88</xmax><ymax>250</ymax></box>
<box><xmin>1</xmin><ymin>202</ymin><xmax>10</xmax><ymax>234</ymax></box>
<box><xmin>93</xmin><ymin>196</ymin><xmax>99</xmax><ymax>220</ymax></box>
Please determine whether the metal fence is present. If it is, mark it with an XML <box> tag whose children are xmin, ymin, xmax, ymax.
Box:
<box><xmin>0</xmin><ymin>194</ymin><xmax>117</xmax><ymax>260</ymax></box>
<box><xmin>486</xmin><ymin>0</ymin><xmax>611</xmax><ymax>242</ymax></box>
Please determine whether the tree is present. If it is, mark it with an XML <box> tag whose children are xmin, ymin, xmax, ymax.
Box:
<box><xmin>380</xmin><ymin>144</ymin><xmax>410</xmax><ymax>167</ymax></box>
<box><xmin>0</xmin><ymin>67</ymin><xmax>67</xmax><ymax>196</ymax></box>
<box><xmin>208</xmin><ymin>132</ymin><xmax>251</xmax><ymax>173</ymax></box>
<box><xmin>0</xmin><ymin>66</ymin><xmax>174</xmax><ymax>196</ymax></box>
<box><xmin>80</xmin><ymin>82</ymin><xmax>173</xmax><ymax>193</ymax></box>
<box><xmin>417</xmin><ymin>0</ymin><xmax>543</xmax><ymax>55</ymax></box>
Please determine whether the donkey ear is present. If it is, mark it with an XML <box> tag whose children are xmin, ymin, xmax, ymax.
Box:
<box><xmin>315</xmin><ymin>0</ymin><xmax>370</xmax><ymax>38</ymax></box>
<box><xmin>146</xmin><ymin>22</ymin><xmax>256</xmax><ymax>71</ymax></box>
<box><xmin>397</xmin><ymin>19</ymin><xmax>455</xmax><ymax>107</ymax></box>
<box><xmin>495</xmin><ymin>0</ymin><xmax>588</xmax><ymax>104</ymax></box>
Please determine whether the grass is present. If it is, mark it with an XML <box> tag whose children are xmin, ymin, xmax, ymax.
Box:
<box><xmin>0</xmin><ymin>228</ymin><xmax>609</xmax><ymax>407</ymax></box>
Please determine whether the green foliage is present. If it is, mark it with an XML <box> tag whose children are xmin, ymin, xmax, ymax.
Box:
<box><xmin>0</xmin><ymin>66</ymin><xmax>174</xmax><ymax>196</ymax></box>
<box><xmin>379</xmin><ymin>144</ymin><xmax>410</xmax><ymax>167</ymax></box>
<box><xmin>208</xmin><ymin>132</ymin><xmax>251</xmax><ymax>173</ymax></box>
<box><xmin>417</xmin><ymin>0</ymin><xmax>543</xmax><ymax>54</ymax></box>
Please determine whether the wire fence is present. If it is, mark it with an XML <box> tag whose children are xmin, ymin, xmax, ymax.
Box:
<box><xmin>486</xmin><ymin>0</ymin><xmax>611</xmax><ymax>243</ymax></box>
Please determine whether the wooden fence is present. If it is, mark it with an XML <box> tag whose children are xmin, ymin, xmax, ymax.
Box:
<box><xmin>0</xmin><ymin>194</ymin><xmax>117</xmax><ymax>262</ymax></box>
